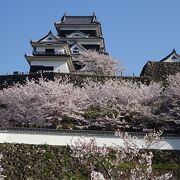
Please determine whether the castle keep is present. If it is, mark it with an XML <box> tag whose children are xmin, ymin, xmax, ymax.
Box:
<box><xmin>25</xmin><ymin>13</ymin><xmax>106</xmax><ymax>73</ymax></box>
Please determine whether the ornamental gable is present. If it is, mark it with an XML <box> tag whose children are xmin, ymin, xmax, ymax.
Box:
<box><xmin>66</xmin><ymin>31</ymin><xmax>89</xmax><ymax>38</ymax></box>
<box><xmin>160</xmin><ymin>49</ymin><xmax>180</xmax><ymax>62</ymax></box>
<box><xmin>70</xmin><ymin>43</ymin><xmax>87</xmax><ymax>54</ymax></box>
<box><xmin>38</xmin><ymin>31</ymin><xmax>59</xmax><ymax>43</ymax></box>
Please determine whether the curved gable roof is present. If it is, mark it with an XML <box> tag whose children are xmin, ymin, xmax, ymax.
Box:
<box><xmin>66</xmin><ymin>30</ymin><xmax>89</xmax><ymax>38</ymax></box>
<box><xmin>160</xmin><ymin>49</ymin><xmax>180</xmax><ymax>62</ymax></box>
<box><xmin>37</xmin><ymin>31</ymin><xmax>59</xmax><ymax>42</ymax></box>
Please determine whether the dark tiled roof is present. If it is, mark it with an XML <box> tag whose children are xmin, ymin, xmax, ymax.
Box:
<box><xmin>140</xmin><ymin>61</ymin><xmax>180</xmax><ymax>81</ymax></box>
<box><xmin>60</xmin><ymin>14</ymin><xmax>98</xmax><ymax>24</ymax></box>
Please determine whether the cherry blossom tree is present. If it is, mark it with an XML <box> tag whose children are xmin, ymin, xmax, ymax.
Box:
<box><xmin>78</xmin><ymin>50</ymin><xmax>124</xmax><ymax>76</ymax></box>
<box><xmin>149</xmin><ymin>73</ymin><xmax>180</xmax><ymax>126</ymax></box>
<box><xmin>163</xmin><ymin>73</ymin><xmax>180</xmax><ymax>122</ymax></box>
<box><xmin>91</xmin><ymin>170</ymin><xmax>105</xmax><ymax>180</ymax></box>
<box><xmin>0</xmin><ymin>77</ymin><xmax>86</xmax><ymax>127</ymax></box>
<box><xmin>81</xmin><ymin>79</ymin><xmax>163</xmax><ymax>127</ymax></box>
<box><xmin>0</xmin><ymin>77</ymin><xmax>164</xmax><ymax>128</ymax></box>
<box><xmin>165</xmin><ymin>73</ymin><xmax>180</xmax><ymax>97</ymax></box>
<box><xmin>70</xmin><ymin>131</ymin><xmax>172</xmax><ymax>180</ymax></box>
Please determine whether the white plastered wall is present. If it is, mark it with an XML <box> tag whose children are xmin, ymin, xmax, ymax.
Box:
<box><xmin>31</xmin><ymin>60</ymin><xmax>70</xmax><ymax>73</ymax></box>
<box><xmin>36</xmin><ymin>47</ymin><xmax>65</xmax><ymax>54</ymax></box>
<box><xmin>163</xmin><ymin>53</ymin><xmax>180</xmax><ymax>62</ymax></box>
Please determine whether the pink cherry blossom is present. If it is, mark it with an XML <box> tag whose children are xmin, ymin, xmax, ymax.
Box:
<box><xmin>78</xmin><ymin>50</ymin><xmax>124</xmax><ymax>76</ymax></box>
<box><xmin>70</xmin><ymin>131</ymin><xmax>172</xmax><ymax>180</ymax></box>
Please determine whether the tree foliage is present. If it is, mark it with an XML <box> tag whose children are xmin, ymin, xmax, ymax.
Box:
<box><xmin>78</xmin><ymin>50</ymin><xmax>124</xmax><ymax>76</ymax></box>
<box><xmin>70</xmin><ymin>131</ymin><xmax>172</xmax><ymax>180</ymax></box>
<box><xmin>0</xmin><ymin>78</ymin><xmax>86</xmax><ymax>127</ymax></box>
<box><xmin>0</xmin><ymin>73</ymin><xmax>180</xmax><ymax>130</ymax></box>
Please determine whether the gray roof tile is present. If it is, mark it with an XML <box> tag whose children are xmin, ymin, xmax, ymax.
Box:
<box><xmin>61</xmin><ymin>15</ymin><xmax>98</xmax><ymax>24</ymax></box>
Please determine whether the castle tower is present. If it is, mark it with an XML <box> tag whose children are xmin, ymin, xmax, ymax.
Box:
<box><xmin>54</xmin><ymin>13</ymin><xmax>106</xmax><ymax>70</ymax></box>
<box><xmin>25</xmin><ymin>31</ymin><xmax>74</xmax><ymax>73</ymax></box>
<box><xmin>25</xmin><ymin>14</ymin><xmax>106</xmax><ymax>73</ymax></box>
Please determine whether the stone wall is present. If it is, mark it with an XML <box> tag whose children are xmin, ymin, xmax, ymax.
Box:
<box><xmin>2</xmin><ymin>61</ymin><xmax>180</xmax><ymax>89</ymax></box>
<box><xmin>0</xmin><ymin>72</ymin><xmax>150</xmax><ymax>90</ymax></box>
<box><xmin>140</xmin><ymin>61</ymin><xmax>180</xmax><ymax>82</ymax></box>
<box><xmin>0</xmin><ymin>143</ymin><xmax>179</xmax><ymax>179</ymax></box>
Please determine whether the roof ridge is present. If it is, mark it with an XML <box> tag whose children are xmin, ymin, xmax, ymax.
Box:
<box><xmin>160</xmin><ymin>49</ymin><xmax>180</xmax><ymax>62</ymax></box>
<box><xmin>36</xmin><ymin>31</ymin><xmax>59</xmax><ymax>42</ymax></box>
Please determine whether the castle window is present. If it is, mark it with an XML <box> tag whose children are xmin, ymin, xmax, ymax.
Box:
<box><xmin>172</xmin><ymin>56</ymin><xmax>177</xmax><ymax>59</ymax></box>
<box><xmin>73</xmin><ymin>34</ymin><xmax>81</xmax><ymax>37</ymax></box>
<box><xmin>30</xmin><ymin>66</ymin><xmax>53</xmax><ymax>73</ymax></box>
<box><xmin>72</xmin><ymin>47</ymin><xmax>79</xmax><ymax>54</ymax></box>
<box><xmin>43</xmin><ymin>66</ymin><xmax>54</xmax><ymax>71</ymax></box>
<box><xmin>45</xmin><ymin>49</ymin><xmax>55</xmax><ymax>54</ymax></box>
<box><xmin>47</xmin><ymin>37</ymin><xmax>53</xmax><ymax>40</ymax></box>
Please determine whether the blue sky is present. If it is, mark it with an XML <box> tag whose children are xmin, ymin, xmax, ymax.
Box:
<box><xmin>1</xmin><ymin>0</ymin><xmax>180</xmax><ymax>76</ymax></box>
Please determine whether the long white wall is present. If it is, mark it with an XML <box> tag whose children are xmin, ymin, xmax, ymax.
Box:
<box><xmin>0</xmin><ymin>129</ymin><xmax>180</xmax><ymax>150</ymax></box>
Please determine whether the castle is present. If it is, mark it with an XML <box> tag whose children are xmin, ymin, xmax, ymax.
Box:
<box><xmin>25</xmin><ymin>13</ymin><xmax>106</xmax><ymax>74</ymax></box>
<box><xmin>24</xmin><ymin>13</ymin><xmax>180</xmax><ymax>80</ymax></box>
<box><xmin>140</xmin><ymin>48</ymin><xmax>180</xmax><ymax>81</ymax></box>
